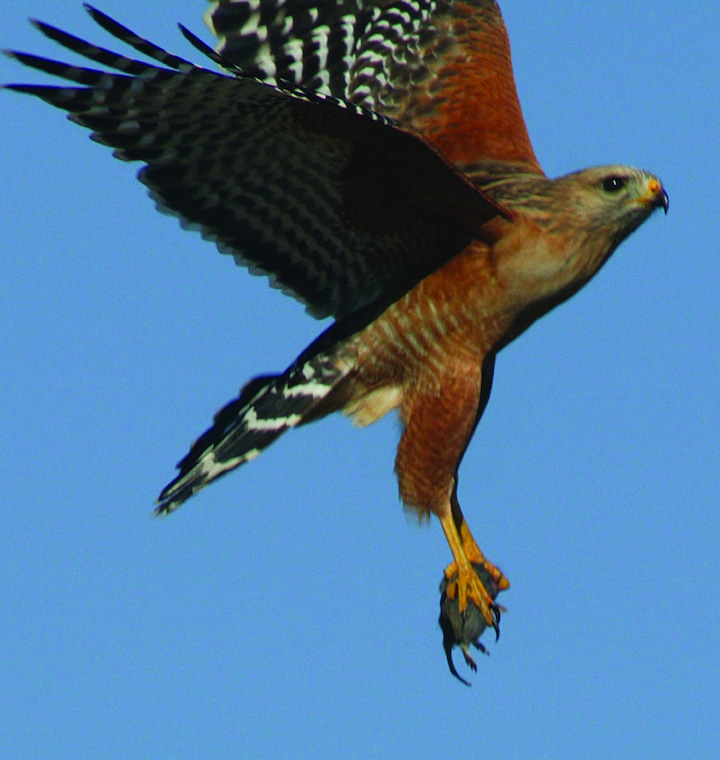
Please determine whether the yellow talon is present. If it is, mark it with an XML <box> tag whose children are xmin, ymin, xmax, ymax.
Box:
<box><xmin>439</xmin><ymin>511</ymin><xmax>508</xmax><ymax>626</ymax></box>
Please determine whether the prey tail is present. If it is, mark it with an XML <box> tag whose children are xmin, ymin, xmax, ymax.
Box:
<box><xmin>155</xmin><ymin>350</ymin><xmax>350</xmax><ymax>515</ymax></box>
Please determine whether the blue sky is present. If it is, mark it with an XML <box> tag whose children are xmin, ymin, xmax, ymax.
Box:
<box><xmin>1</xmin><ymin>1</ymin><xmax>718</xmax><ymax>757</ymax></box>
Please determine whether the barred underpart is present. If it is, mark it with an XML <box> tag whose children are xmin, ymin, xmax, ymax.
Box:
<box><xmin>5</xmin><ymin>3</ymin><xmax>505</xmax><ymax>516</ymax></box>
<box><xmin>205</xmin><ymin>0</ymin><xmax>448</xmax><ymax>115</ymax></box>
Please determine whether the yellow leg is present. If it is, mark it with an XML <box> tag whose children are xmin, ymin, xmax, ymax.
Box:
<box><xmin>439</xmin><ymin>511</ymin><xmax>509</xmax><ymax>628</ymax></box>
<box><xmin>457</xmin><ymin>518</ymin><xmax>510</xmax><ymax>591</ymax></box>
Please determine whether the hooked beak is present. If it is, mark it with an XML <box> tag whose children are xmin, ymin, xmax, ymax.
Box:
<box><xmin>646</xmin><ymin>178</ymin><xmax>669</xmax><ymax>214</ymax></box>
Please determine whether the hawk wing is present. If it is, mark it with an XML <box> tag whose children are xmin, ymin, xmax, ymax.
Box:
<box><xmin>205</xmin><ymin>0</ymin><xmax>542</xmax><ymax>170</ymax></box>
<box><xmin>6</xmin><ymin>6</ymin><xmax>505</xmax><ymax>320</ymax></box>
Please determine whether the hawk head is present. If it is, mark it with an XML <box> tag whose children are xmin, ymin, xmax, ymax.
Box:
<box><xmin>486</xmin><ymin>165</ymin><xmax>668</xmax><ymax>315</ymax></box>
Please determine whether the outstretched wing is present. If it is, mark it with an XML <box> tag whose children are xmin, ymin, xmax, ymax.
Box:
<box><xmin>205</xmin><ymin>0</ymin><xmax>542</xmax><ymax>170</ymax></box>
<box><xmin>5</xmin><ymin>6</ymin><xmax>504</xmax><ymax>320</ymax></box>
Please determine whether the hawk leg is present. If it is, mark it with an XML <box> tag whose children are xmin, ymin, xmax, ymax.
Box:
<box><xmin>394</xmin><ymin>358</ymin><xmax>508</xmax><ymax>629</ymax></box>
<box><xmin>439</xmin><ymin>511</ymin><xmax>508</xmax><ymax>631</ymax></box>
<box><xmin>451</xmin><ymin>491</ymin><xmax>509</xmax><ymax>584</ymax></box>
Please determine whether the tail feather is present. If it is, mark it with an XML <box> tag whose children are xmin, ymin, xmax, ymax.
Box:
<box><xmin>155</xmin><ymin>351</ymin><xmax>349</xmax><ymax>515</ymax></box>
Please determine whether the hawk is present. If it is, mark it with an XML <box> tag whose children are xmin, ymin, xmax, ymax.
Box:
<box><xmin>5</xmin><ymin>1</ymin><xmax>667</xmax><ymax>665</ymax></box>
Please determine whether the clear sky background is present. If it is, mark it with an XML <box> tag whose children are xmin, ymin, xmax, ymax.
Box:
<box><xmin>1</xmin><ymin>2</ymin><xmax>718</xmax><ymax>758</ymax></box>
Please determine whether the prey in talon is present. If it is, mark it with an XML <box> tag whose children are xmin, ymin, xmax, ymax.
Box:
<box><xmin>440</xmin><ymin>562</ymin><xmax>507</xmax><ymax>686</ymax></box>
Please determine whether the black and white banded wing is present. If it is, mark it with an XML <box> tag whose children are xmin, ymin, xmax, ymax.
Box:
<box><xmin>204</xmin><ymin>0</ymin><xmax>453</xmax><ymax>117</ymax></box>
<box><xmin>204</xmin><ymin>0</ymin><xmax>377</xmax><ymax>95</ymax></box>
<box><xmin>6</xmin><ymin>6</ymin><xmax>500</xmax><ymax>321</ymax></box>
<box><xmin>156</xmin><ymin>348</ymin><xmax>350</xmax><ymax>514</ymax></box>
<box><xmin>205</xmin><ymin>1</ymin><xmax>543</xmax><ymax>171</ymax></box>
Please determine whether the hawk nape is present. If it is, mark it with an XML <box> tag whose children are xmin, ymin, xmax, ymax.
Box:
<box><xmin>5</xmin><ymin>1</ymin><xmax>667</xmax><ymax>679</ymax></box>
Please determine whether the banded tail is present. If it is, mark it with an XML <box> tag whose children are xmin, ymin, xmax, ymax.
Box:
<box><xmin>156</xmin><ymin>349</ymin><xmax>350</xmax><ymax>514</ymax></box>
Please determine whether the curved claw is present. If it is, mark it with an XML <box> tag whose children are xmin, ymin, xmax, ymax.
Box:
<box><xmin>491</xmin><ymin>602</ymin><xmax>502</xmax><ymax>641</ymax></box>
<box><xmin>461</xmin><ymin>645</ymin><xmax>478</xmax><ymax>673</ymax></box>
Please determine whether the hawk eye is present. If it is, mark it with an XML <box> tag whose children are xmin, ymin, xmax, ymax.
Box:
<box><xmin>602</xmin><ymin>176</ymin><xmax>627</xmax><ymax>193</ymax></box>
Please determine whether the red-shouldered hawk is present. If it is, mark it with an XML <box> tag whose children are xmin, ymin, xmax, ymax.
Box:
<box><xmin>5</xmin><ymin>2</ymin><xmax>667</xmax><ymax>682</ymax></box>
